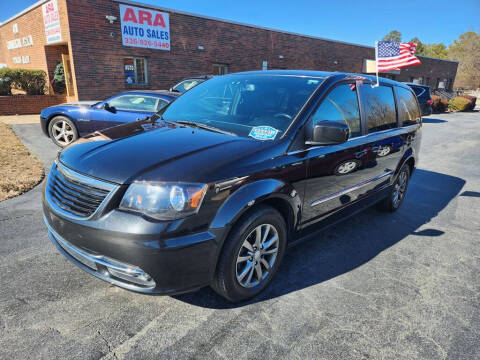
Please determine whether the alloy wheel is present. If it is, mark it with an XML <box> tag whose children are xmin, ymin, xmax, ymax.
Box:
<box><xmin>52</xmin><ymin>120</ymin><xmax>75</xmax><ymax>146</ymax></box>
<box><xmin>392</xmin><ymin>169</ymin><xmax>408</xmax><ymax>207</ymax></box>
<box><xmin>235</xmin><ymin>224</ymin><xmax>279</xmax><ymax>288</ymax></box>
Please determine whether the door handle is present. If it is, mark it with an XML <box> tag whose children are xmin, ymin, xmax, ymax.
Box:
<box><xmin>355</xmin><ymin>149</ymin><xmax>368</xmax><ymax>158</ymax></box>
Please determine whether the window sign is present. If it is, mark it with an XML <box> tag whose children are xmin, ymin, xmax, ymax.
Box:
<box><xmin>124</xmin><ymin>57</ymin><xmax>148</xmax><ymax>84</ymax></box>
<box><xmin>42</xmin><ymin>0</ymin><xmax>62</xmax><ymax>44</ymax></box>
<box><xmin>119</xmin><ymin>4</ymin><xmax>170</xmax><ymax>50</ymax></box>
<box><xmin>124</xmin><ymin>58</ymin><xmax>135</xmax><ymax>84</ymax></box>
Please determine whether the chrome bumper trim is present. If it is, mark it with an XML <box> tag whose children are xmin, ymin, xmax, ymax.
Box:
<box><xmin>44</xmin><ymin>215</ymin><xmax>156</xmax><ymax>291</ymax></box>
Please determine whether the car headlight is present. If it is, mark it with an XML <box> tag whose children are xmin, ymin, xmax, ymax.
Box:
<box><xmin>119</xmin><ymin>182</ymin><xmax>208</xmax><ymax>220</ymax></box>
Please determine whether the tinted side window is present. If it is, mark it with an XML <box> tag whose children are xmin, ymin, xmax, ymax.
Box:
<box><xmin>173</xmin><ymin>79</ymin><xmax>203</xmax><ymax>93</ymax></box>
<box><xmin>156</xmin><ymin>99</ymin><xmax>169</xmax><ymax>111</ymax></box>
<box><xmin>361</xmin><ymin>85</ymin><xmax>397</xmax><ymax>133</ymax></box>
<box><xmin>396</xmin><ymin>87</ymin><xmax>421</xmax><ymax>126</ymax></box>
<box><xmin>311</xmin><ymin>84</ymin><xmax>361</xmax><ymax>138</ymax></box>
<box><xmin>411</xmin><ymin>86</ymin><xmax>425</xmax><ymax>97</ymax></box>
<box><xmin>108</xmin><ymin>95</ymin><xmax>158</xmax><ymax>112</ymax></box>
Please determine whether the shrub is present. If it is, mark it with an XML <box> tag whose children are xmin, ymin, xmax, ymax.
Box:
<box><xmin>0</xmin><ymin>68</ymin><xmax>13</xmax><ymax>96</ymax></box>
<box><xmin>457</xmin><ymin>94</ymin><xmax>477</xmax><ymax>110</ymax></box>
<box><xmin>448</xmin><ymin>96</ymin><xmax>471</xmax><ymax>112</ymax></box>
<box><xmin>431</xmin><ymin>95</ymin><xmax>448</xmax><ymax>113</ymax></box>
<box><xmin>11</xmin><ymin>69</ymin><xmax>47</xmax><ymax>95</ymax></box>
<box><xmin>52</xmin><ymin>62</ymin><xmax>65</xmax><ymax>94</ymax></box>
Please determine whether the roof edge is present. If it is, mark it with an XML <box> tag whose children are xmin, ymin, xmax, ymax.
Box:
<box><xmin>0</xmin><ymin>0</ymin><xmax>461</xmax><ymax>65</ymax></box>
<box><xmin>114</xmin><ymin>0</ymin><xmax>459</xmax><ymax>64</ymax></box>
<box><xmin>0</xmin><ymin>0</ymin><xmax>49</xmax><ymax>26</ymax></box>
<box><xmin>114</xmin><ymin>0</ymin><xmax>374</xmax><ymax>50</ymax></box>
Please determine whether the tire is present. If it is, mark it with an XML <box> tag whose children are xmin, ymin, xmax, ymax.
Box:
<box><xmin>212</xmin><ymin>205</ymin><xmax>287</xmax><ymax>302</ymax></box>
<box><xmin>377</xmin><ymin>163</ymin><xmax>410</xmax><ymax>212</ymax></box>
<box><xmin>48</xmin><ymin>116</ymin><xmax>78</xmax><ymax>147</ymax></box>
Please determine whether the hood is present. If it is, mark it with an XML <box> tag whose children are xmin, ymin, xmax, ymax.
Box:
<box><xmin>59</xmin><ymin>119</ymin><xmax>267</xmax><ymax>184</ymax></box>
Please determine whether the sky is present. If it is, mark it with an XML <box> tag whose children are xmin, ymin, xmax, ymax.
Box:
<box><xmin>1</xmin><ymin>0</ymin><xmax>479</xmax><ymax>47</ymax></box>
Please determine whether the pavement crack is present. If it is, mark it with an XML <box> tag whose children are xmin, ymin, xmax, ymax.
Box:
<box><xmin>97</xmin><ymin>330</ymin><xmax>119</xmax><ymax>360</ymax></box>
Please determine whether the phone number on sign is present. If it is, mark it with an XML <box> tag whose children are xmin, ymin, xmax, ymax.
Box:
<box><xmin>124</xmin><ymin>37</ymin><xmax>170</xmax><ymax>48</ymax></box>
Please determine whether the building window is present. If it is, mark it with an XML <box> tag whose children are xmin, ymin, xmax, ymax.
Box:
<box><xmin>213</xmin><ymin>63</ymin><xmax>228</xmax><ymax>75</ymax></box>
<box><xmin>411</xmin><ymin>77</ymin><xmax>423</xmax><ymax>85</ymax></box>
<box><xmin>124</xmin><ymin>57</ymin><xmax>148</xmax><ymax>85</ymax></box>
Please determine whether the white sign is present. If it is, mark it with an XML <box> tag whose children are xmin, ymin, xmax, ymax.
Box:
<box><xmin>119</xmin><ymin>4</ymin><xmax>170</xmax><ymax>50</ymax></box>
<box><xmin>42</xmin><ymin>0</ymin><xmax>62</xmax><ymax>44</ymax></box>
<box><xmin>0</xmin><ymin>63</ymin><xmax>7</xmax><ymax>69</ymax></box>
<box><xmin>12</xmin><ymin>56</ymin><xmax>30</xmax><ymax>64</ymax></box>
<box><xmin>7</xmin><ymin>39</ymin><xmax>21</xmax><ymax>49</ymax></box>
<box><xmin>6</xmin><ymin>35</ymin><xmax>33</xmax><ymax>50</ymax></box>
<box><xmin>13</xmin><ymin>23</ymin><xmax>18</xmax><ymax>34</ymax></box>
<box><xmin>23</xmin><ymin>35</ymin><xmax>33</xmax><ymax>47</ymax></box>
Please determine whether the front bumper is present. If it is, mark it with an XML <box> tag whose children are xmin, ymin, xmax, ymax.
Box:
<box><xmin>43</xmin><ymin>202</ymin><xmax>225</xmax><ymax>295</ymax></box>
<box><xmin>40</xmin><ymin>116</ymin><xmax>49</xmax><ymax>137</ymax></box>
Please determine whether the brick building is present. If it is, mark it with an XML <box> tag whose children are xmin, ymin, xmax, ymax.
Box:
<box><xmin>0</xmin><ymin>0</ymin><xmax>459</xmax><ymax>102</ymax></box>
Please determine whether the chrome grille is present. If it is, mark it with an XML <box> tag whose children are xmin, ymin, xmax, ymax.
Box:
<box><xmin>46</xmin><ymin>162</ymin><xmax>117</xmax><ymax>219</ymax></box>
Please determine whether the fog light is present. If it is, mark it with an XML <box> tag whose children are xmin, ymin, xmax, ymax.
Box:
<box><xmin>107</xmin><ymin>267</ymin><xmax>155</xmax><ymax>287</ymax></box>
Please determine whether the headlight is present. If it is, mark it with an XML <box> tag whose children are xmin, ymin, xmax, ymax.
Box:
<box><xmin>119</xmin><ymin>182</ymin><xmax>208</xmax><ymax>220</ymax></box>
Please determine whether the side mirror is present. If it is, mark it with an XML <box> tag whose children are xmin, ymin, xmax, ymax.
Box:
<box><xmin>306</xmin><ymin>120</ymin><xmax>349</xmax><ymax>146</ymax></box>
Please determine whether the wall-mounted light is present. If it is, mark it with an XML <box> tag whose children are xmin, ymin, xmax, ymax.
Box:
<box><xmin>333</xmin><ymin>60</ymin><xmax>338</xmax><ymax>65</ymax></box>
<box><xmin>278</xmin><ymin>55</ymin><xmax>284</xmax><ymax>59</ymax></box>
<box><xmin>197</xmin><ymin>45</ymin><xmax>205</xmax><ymax>50</ymax></box>
<box><xmin>106</xmin><ymin>15</ymin><xmax>117</xmax><ymax>24</ymax></box>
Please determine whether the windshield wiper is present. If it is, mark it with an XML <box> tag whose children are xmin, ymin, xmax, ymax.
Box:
<box><xmin>171</xmin><ymin>120</ymin><xmax>236</xmax><ymax>136</ymax></box>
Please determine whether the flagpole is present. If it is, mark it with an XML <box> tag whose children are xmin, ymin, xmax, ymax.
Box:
<box><xmin>374</xmin><ymin>41</ymin><xmax>379</xmax><ymax>87</ymax></box>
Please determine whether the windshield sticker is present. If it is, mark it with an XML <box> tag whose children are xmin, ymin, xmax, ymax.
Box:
<box><xmin>249</xmin><ymin>126</ymin><xmax>279</xmax><ymax>141</ymax></box>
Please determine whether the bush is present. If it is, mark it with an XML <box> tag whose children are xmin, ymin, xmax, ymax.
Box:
<box><xmin>431</xmin><ymin>95</ymin><xmax>449</xmax><ymax>113</ymax></box>
<box><xmin>457</xmin><ymin>94</ymin><xmax>477</xmax><ymax>110</ymax></box>
<box><xmin>448</xmin><ymin>96</ymin><xmax>471</xmax><ymax>112</ymax></box>
<box><xmin>11</xmin><ymin>69</ymin><xmax>47</xmax><ymax>95</ymax></box>
<box><xmin>0</xmin><ymin>68</ymin><xmax>13</xmax><ymax>96</ymax></box>
<box><xmin>52</xmin><ymin>62</ymin><xmax>65</xmax><ymax>94</ymax></box>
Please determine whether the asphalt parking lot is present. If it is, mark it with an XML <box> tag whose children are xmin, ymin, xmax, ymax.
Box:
<box><xmin>0</xmin><ymin>112</ymin><xmax>479</xmax><ymax>360</ymax></box>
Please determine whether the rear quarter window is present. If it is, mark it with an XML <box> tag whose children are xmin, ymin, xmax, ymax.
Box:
<box><xmin>395</xmin><ymin>87</ymin><xmax>421</xmax><ymax>126</ymax></box>
<box><xmin>361</xmin><ymin>85</ymin><xmax>397</xmax><ymax>133</ymax></box>
<box><xmin>412</xmin><ymin>86</ymin><xmax>425</xmax><ymax>97</ymax></box>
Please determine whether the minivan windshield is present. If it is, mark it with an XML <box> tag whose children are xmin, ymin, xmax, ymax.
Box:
<box><xmin>161</xmin><ymin>74</ymin><xmax>325</xmax><ymax>139</ymax></box>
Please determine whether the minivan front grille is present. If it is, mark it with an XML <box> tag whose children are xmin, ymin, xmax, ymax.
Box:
<box><xmin>46</xmin><ymin>162</ymin><xmax>117</xmax><ymax>219</ymax></box>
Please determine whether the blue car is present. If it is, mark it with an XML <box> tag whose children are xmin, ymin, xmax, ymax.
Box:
<box><xmin>41</xmin><ymin>90</ymin><xmax>179</xmax><ymax>147</ymax></box>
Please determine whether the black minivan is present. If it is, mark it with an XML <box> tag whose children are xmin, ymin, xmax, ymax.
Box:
<box><xmin>43</xmin><ymin>71</ymin><xmax>422</xmax><ymax>302</ymax></box>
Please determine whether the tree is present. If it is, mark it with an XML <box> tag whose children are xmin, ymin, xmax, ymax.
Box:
<box><xmin>424</xmin><ymin>43</ymin><xmax>448</xmax><ymax>59</ymax></box>
<box><xmin>409</xmin><ymin>37</ymin><xmax>447</xmax><ymax>59</ymax></box>
<box><xmin>448</xmin><ymin>31</ymin><xmax>480</xmax><ymax>89</ymax></box>
<box><xmin>409</xmin><ymin>37</ymin><xmax>426</xmax><ymax>55</ymax></box>
<box><xmin>382</xmin><ymin>30</ymin><xmax>401</xmax><ymax>42</ymax></box>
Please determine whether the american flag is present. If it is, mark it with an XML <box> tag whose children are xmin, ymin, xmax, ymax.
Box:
<box><xmin>376</xmin><ymin>41</ymin><xmax>421</xmax><ymax>72</ymax></box>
